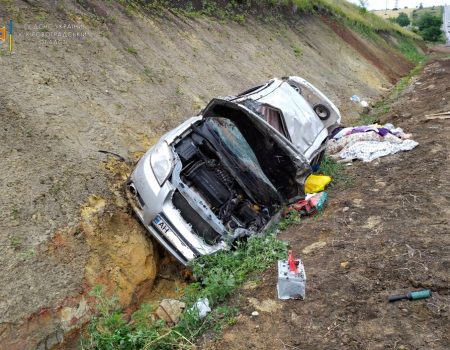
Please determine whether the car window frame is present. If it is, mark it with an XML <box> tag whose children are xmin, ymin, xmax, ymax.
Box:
<box><xmin>257</xmin><ymin>104</ymin><xmax>291</xmax><ymax>142</ymax></box>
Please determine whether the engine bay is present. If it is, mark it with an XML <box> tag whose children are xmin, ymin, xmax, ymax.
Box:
<box><xmin>174</xmin><ymin>128</ymin><xmax>272</xmax><ymax>239</ymax></box>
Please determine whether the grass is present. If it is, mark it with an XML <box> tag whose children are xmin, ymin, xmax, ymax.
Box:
<box><xmin>317</xmin><ymin>155</ymin><xmax>352</xmax><ymax>188</ymax></box>
<box><xmin>291</xmin><ymin>44</ymin><xmax>303</xmax><ymax>59</ymax></box>
<box><xmin>126</xmin><ymin>47</ymin><xmax>138</xmax><ymax>55</ymax></box>
<box><xmin>135</xmin><ymin>0</ymin><xmax>419</xmax><ymax>41</ymax></box>
<box><xmin>395</xmin><ymin>36</ymin><xmax>425</xmax><ymax>64</ymax></box>
<box><xmin>316</xmin><ymin>0</ymin><xmax>420</xmax><ymax>39</ymax></box>
<box><xmin>18</xmin><ymin>248</ymin><xmax>35</xmax><ymax>259</ymax></box>
<box><xmin>9</xmin><ymin>236</ymin><xmax>22</xmax><ymax>250</ymax></box>
<box><xmin>10</xmin><ymin>206</ymin><xmax>19</xmax><ymax>219</ymax></box>
<box><xmin>359</xmin><ymin>63</ymin><xmax>424</xmax><ymax>124</ymax></box>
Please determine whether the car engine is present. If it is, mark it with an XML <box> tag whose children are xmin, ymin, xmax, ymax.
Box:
<box><xmin>174</xmin><ymin>131</ymin><xmax>270</xmax><ymax>239</ymax></box>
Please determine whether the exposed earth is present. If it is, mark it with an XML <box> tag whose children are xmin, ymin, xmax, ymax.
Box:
<box><xmin>199</xmin><ymin>56</ymin><xmax>450</xmax><ymax>350</ymax></box>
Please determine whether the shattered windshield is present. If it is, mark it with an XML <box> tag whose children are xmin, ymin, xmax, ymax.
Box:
<box><xmin>205</xmin><ymin>117</ymin><xmax>278</xmax><ymax>193</ymax></box>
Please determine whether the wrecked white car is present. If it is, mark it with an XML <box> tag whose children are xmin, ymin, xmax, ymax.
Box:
<box><xmin>126</xmin><ymin>77</ymin><xmax>341</xmax><ymax>265</ymax></box>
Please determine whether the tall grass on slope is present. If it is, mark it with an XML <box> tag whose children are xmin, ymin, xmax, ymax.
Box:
<box><xmin>142</xmin><ymin>0</ymin><xmax>420</xmax><ymax>41</ymax></box>
<box><xmin>286</xmin><ymin>0</ymin><xmax>421</xmax><ymax>40</ymax></box>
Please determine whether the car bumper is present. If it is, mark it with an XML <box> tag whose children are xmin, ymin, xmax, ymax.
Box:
<box><xmin>126</xmin><ymin>150</ymin><xmax>226</xmax><ymax>265</ymax></box>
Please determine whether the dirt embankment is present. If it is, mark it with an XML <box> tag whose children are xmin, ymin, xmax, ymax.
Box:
<box><xmin>199</xmin><ymin>57</ymin><xmax>450</xmax><ymax>350</ymax></box>
<box><xmin>0</xmin><ymin>0</ymin><xmax>422</xmax><ymax>348</ymax></box>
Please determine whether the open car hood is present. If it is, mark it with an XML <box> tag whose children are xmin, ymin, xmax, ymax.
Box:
<box><xmin>201</xmin><ymin>98</ymin><xmax>312</xmax><ymax>203</ymax></box>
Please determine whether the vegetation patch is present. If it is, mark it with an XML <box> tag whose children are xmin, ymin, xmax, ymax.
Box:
<box><xmin>317</xmin><ymin>155</ymin><xmax>352</xmax><ymax>188</ymax></box>
<box><xmin>414</xmin><ymin>11</ymin><xmax>444</xmax><ymax>42</ymax></box>
<box><xmin>127</xmin><ymin>0</ymin><xmax>420</xmax><ymax>41</ymax></box>
<box><xmin>126</xmin><ymin>47</ymin><xmax>138</xmax><ymax>55</ymax></box>
<box><xmin>83</xmin><ymin>234</ymin><xmax>287</xmax><ymax>349</ymax></box>
<box><xmin>395</xmin><ymin>36</ymin><xmax>425</xmax><ymax>64</ymax></box>
<box><xmin>291</xmin><ymin>44</ymin><xmax>303</xmax><ymax>59</ymax></box>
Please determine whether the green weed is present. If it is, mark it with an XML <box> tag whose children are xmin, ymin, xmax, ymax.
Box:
<box><xmin>9</xmin><ymin>236</ymin><xmax>22</xmax><ymax>250</ymax></box>
<box><xmin>11</xmin><ymin>206</ymin><xmax>19</xmax><ymax>219</ymax></box>
<box><xmin>317</xmin><ymin>155</ymin><xmax>352</xmax><ymax>188</ymax></box>
<box><xmin>126</xmin><ymin>47</ymin><xmax>138</xmax><ymax>55</ymax></box>
<box><xmin>84</xmin><ymin>234</ymin><xmax>288</xmax><ymax>349</ymax></box>
<box><xmin>131</xmin><ymin>0</ymin><xmax>420</xmax><ymax>43</ymax></box>
<box><xmin>18</xmin><ymin>248</ymin><xmax>35</xmax><ymax>259</ymax></box>
<box><xmin>291</xmin><ymin>44</ymin><xmax>303</xmax><ymax>59</ymax></box>
<box><xmin>186</xmin><ymin>235</ymin><xmax>287</xmax><ymax>305</ymax></box>
<box><xmin>278</xmin><ymin>210</ymin><xmax>301</xmax><ymax>230</ymax></box>
<box><xmin>395</xmin><ymin>36</ymin><xmax>425</xmax><ymax>64</ymax></box>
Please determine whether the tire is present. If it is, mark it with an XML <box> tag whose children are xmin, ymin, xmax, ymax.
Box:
<box><xmin>313</xmin><ymin>104</ymin><xmax>330</xmax><ymax>120</ymax></box>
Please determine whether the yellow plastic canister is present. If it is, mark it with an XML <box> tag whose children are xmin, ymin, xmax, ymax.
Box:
<box><xmin>305</xmin><ymin>174</ymin><xmax>332</xmax><ymax>193</ymax></box>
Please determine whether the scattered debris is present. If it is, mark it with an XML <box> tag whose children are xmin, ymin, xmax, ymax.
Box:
<box><xmin>388</xmin><ymin>289</ymin><xmax>432</xmax><ymax>303</ymax></box>
<box><xmin>155</xmin><ymin>299</ymin><xmax>186</xmax><ymax>324</ymax></box>
<box><xmin>277</xmin><ymin>250</ymin><xmax>306</xmax><ymax>300</ymax></box>
<box><xmin>327</xmin><ymin>123</ymin><xmax>418</xmax><ymax>162</ymax></box>
<box><xmin>251</xmin><ymin>311</ymin><xmax>260</xmax><ymax>317</ymax></box>
<box><xmin>350</xmin><ymin>95</ymin><xmax>369</xmax><ymax>111</ymax></box>
<box><xmin>424</xmin><ymin>110</ymin><xmax>450</xmax><ymax>117</ymax></box>
<box><xmin>350</xmin><ymin>95</ymin><xmax>361</xmax><ymax>103</ymax></box>
<box><xmin>290</xmin><ymin>191</ymin><xmax>328</xmax><ymax>216</ymax></box>
<box><xmin>191</xmin><ymin>298</ymin><xmax>211</xmax><ymax>319</ymax></box>
<box><xmin>422</xmin><ymin>111</ymin><xmax>450</xmax><ymax>121</ymax></box>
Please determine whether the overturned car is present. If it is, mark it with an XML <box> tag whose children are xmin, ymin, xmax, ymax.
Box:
<box><xmin>126</xmin><ymin>77</ymin><xmax>341</xmax><ymax>265</ymax></box>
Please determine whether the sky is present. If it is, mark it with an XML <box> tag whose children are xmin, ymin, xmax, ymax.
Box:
<box><xmin>347</xmin><ymin>0</ymin><xmax>447</xmax><ymax>10</ymax></box>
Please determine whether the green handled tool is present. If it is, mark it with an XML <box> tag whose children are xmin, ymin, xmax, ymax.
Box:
<box><xmin>388</xmin><ymin>289</ymin><xmax>432</xmax><ymax>302</ymax></box>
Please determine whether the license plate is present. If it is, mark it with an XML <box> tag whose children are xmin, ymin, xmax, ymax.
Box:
<box><xmin>153</xmin><ymin>216</ymin><xmax>172</xmax><ymax>235</ymax></box>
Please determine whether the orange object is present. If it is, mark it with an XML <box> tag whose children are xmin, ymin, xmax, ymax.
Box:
<box><xmin>0</xmin><ymin>27</ymin><xmax>6</xmax><ymax>42</ymax></box>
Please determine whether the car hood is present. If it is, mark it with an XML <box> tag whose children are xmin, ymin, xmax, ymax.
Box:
<box><xmin>201</xmin><ymin>98</ymin><xmax>312</xmax><ymax>203</ymax></box>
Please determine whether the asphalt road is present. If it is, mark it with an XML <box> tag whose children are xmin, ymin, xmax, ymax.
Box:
<box><xmin>444</xmin><ymin>5</ymin><xmax>450</xmax><ymax>44</ymax></box>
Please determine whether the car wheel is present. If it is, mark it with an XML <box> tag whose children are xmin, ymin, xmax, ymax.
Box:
<box><xmin>313</xmin><ymin>104</ymin><xmax>330</xmax><ymax>120</ymax></box>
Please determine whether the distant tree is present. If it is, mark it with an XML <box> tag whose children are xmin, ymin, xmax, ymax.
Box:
<box><xmin>358</xmin><ymin>0</ymin><xmax>368</xmax><ymax>8</ymax></box>
<box><xmin>419</xmin><ymin>3</ymin><xmax>423</xmax><ymax>9</ymax></box>
<box><xmin>417</xmin><ymin>12</ymin><xmax>443</xmax><ymax>41</ymax></box>
<box><xmin>396</xmin><ymin>12</ymin><xmax>411</xmax><ymax>26</ymax></box>
<box><xmin>358</xmin><ymin>0</ymin><xmax>368</xmax><ymax>13</ymax></box>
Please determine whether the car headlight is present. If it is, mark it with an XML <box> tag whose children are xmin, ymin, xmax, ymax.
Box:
<box><xmin>150</xmin><ymin>141</ymin><xmax>174</xmax><ymax>185</ymax></box>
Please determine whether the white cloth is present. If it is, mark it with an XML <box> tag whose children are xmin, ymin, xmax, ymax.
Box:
<box><xmin>339</xmin><ymin>140</ymin><xmax>418</xmax><ymax>162</ymax></box>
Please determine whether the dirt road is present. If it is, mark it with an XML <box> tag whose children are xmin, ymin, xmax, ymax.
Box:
<box><xmin>200</xmin><ymin>57</ymin><xmax>450</xmax><ymax>349</ymax></box>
